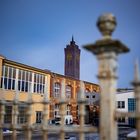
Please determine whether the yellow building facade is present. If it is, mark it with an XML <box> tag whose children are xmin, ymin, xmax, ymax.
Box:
<box><xmin>0</xmin><ymin>55</ymin><xmax>100</xmax><ymax>124</ymax></box>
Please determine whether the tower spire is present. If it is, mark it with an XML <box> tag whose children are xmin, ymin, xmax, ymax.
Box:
<box><xmin>70</xmin><ymin>35</ymin><xmax>75</xmax><ymax>45</ymax></box>
<box><xmin>72</xmin><ymin>35</ymin><xmax>74</xmax><ymax>42</ymax></box>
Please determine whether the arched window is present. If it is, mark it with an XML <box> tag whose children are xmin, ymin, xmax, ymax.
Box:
<box><xmin>54</xmin><ymin>82</ymin><xmax>61</xmax><ymax>98</ymax></box>
<box><xmin>66</xmin><ymin>85</ymin><xmax>72</xmax><ymax>98</ymax></box>
<box><xmin>54</xmin><ymin>104</ymin><xmax>60</xmax><ymax>118</ymax></box>
<box><xmin>93</xmin><ymin>87</ymin><xmax>97</xmax><ymax>92</ymax></box>
<box><xmin>85</xmin><ymin>88</ymin><xmax>90</xmax><ymax>93</ymax></box>
<box><xmin>66</xmin><ymin>104</ymin><xmax>71</xmax><ymax>115</ymax></box>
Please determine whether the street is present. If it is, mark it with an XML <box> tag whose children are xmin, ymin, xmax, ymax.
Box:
<box><xmin>3</xmin><ymin>126</ymin><xmax>135</xmax><ymax>140</ymax></box>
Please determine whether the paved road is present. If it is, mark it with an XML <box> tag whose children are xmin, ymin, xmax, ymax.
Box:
<box><xmin>3</xmin><ymin>126</ymin><xmax>135</xmax><ymax>140</ymax></box>
<box><xmin>3</xmin><ymin>132</ymin><xmax>99</xmax><ymax>140</ymax></box>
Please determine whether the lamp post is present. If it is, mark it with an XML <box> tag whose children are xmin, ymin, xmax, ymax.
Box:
<box><xmin>83</xmin><ymin>13</ymin><xmax>129</xmax><ymax>140</ymax></box>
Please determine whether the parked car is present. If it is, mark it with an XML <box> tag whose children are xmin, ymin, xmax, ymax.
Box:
<box><xmin>65</xmin><ymin>136</ymin><xmax>76</xmax><ymax>140</ymax></box>
<box><xmin>55</xmin><ymin>117</ymin><xmax>61</xmax><ymax>125</ymax></box>
<box><xmin>64</xmin><ymin>115</ymin><xmax>73</xmax><ymax>125</ymax></box>
<box><xmin>3</xmin><ymin>128</ymin><xmax>12</xmax><ymax>134</ymax></box>
<box><xmin>49</xmin><ymin>115</ymin><xmax>73</xmax><ymax>125</ymax></box>
<box><xmin>48</xmin><ymin>119</ymin><xmax>56</xmax><ymax>125</ymax></box>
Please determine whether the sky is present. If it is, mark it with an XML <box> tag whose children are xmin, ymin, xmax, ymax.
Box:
<box><xmin>0</xmin><ymin>0</ymin><xmax>140</xmax><ymax>88</ymax></box>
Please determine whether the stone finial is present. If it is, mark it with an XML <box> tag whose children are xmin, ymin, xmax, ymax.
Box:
<box><xmin>97</xmin><ymin>13</ymin><xmax>117</xmax><ymax>38</ymax></box>
<box><xmin>70</xmin><ymin>35</ymin><xmax>75</xmax><ymax>45</ymax></box>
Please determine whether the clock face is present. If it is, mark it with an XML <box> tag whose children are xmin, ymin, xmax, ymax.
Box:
<box><xmin>67</xmin><ymin>53</ymin><xmax>72</xmax><ymax>60</ymax></box>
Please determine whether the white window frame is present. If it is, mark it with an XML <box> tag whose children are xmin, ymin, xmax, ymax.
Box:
<box><xmin>66</xmin><ymin>85</ymin><xmax>72</xmax><ymax>98</ymax></box>
<box><xmin>54</xmin><ymin>82</ymin><xmax>61</xmax><ymax>98</ymax></box>
<box><xmin>54</xmin><ymin>104</ymin><xmax>60</xmax><ymax>118</ymax></box>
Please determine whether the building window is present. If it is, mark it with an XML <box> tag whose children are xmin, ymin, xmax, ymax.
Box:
<box><xmin>92</xmin><ymin>95</ymin><xmax>95</xmax><ymax>98</ymax></box>
<box><xmin>117</xmin><ymin>101</ymin><xmax>125</xmax><ymax>108</ymax></box>
<box><xmin>128</xmin><ymin>98</ymin><xmax>136</xmax><ymax>127</ymax></box>
<box><xmin>1</xmin><ymin>65</ymin><xmax>46</xmax><ymax>94</ymax></box>
<box><xmin>54</xmin><ymin>104</ymin><xmax>60</xmax><ymax>118</ymax></box>
<box><xmin>4</xmin><ymin>105</ymin><xmax>12</xmax><ymax>123</ymax></box>
<box><xmin>66</xmin><ymin>85</ymin><xmax>72</xmax><ymax>98</ymax></box>
<box><xmin>18</xmin><ymin>105</ymin><xmax>27</xmax><ymax>124</ymax></box>
<box><xmin>76</xmin><ymin>105</ymin><xmax>79</xmax><ymax>119</ymax></box>
<box><xmin>66</xmin><ymin>104</ymin><xmax>71</xmax><ymax>115</ymax></box>
<box><xmin>128</xmin><ymin>98</ymin><xmax>136</xmax><ymax>112</ymax></box>
<box><xmin>18</xmin><ymin>70</ymin><xmax>32</xmax><ymax>92</ymax></box>
<box><xmin>54</xmin><ymin>82</ymin><xmax>61</xmax><ymax>98</ymax></box>
<box><xmin>86</xmin><ymin>95</ymin><xmax>89</xmax><ymax>98</ymax></box>
<box><xmin>118</xmin><ymin>117</ymin><xmax>125</xmax><ymax>123</ymax></box>
<box><xmin>1</xmin><ymin>66</ymin><xmax>16</xmax><ymax>90</ymax></box>
<box><xmin>85</xmin><ymin>88</ymin><xmax>90</xmax><ymax>93</ymax></box>
<box><xmin>93</xmin><ymin>88</ymin><xmax>96</xmax><ymax>92</ymax></box>
<box><xmin>18</xmin><ymin>70</ymin><xmax>45</xmax><ymax>93</ymax></box>
<box><xmin>36</xmin><ymin>111</ymin><xmax>42</xmax><ymax>123</ymax></box>
<box><xmin>33</xmin><ymin>73</ymin><xmax>45</xmax><ymax>94</ymax></box>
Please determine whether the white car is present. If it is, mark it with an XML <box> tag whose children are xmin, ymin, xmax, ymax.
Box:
<box><xmin>64</xmin><ymin>115</ymin><xmax>73</xmax><ymax>125</ymax></box>
<box><xmin>65</xmin><ymin>136</ymin><xmax>76</xmax><ymax>140</ymax></box>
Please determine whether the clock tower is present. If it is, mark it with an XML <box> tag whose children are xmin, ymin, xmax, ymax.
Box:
<box><xmin>64</xmin><ymin>36</ymin><xmax>80</xmax><ymax>79</ymax></box>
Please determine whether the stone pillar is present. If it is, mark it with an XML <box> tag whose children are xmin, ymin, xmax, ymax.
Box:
<box><xmin>83</xmin><ymin>13</ymin><xmax>129</xmax><ymax>140</ymax></box>
<box><xmin>44</xmin><ymin>75</ymin><xmax>50</xmax><ymax>120</ymax></box>
<box><xmin>42</xmin><ymin>75</ymin><xmax>50</xmax><ymax>140</ymax></box>
<box><xmin>26</xmin><ymin>87</ymin><xmax>33</xmax><ymax>140</ymax></box>
<box><xmin>60</xmin><ymin>79</ymin><xmax>66</xmax><ymax>140</ymax></box>
<box><xmin>77</xmin><ymin>81</ymin><xmax>86</xmax><ymax>140</ymax></box>
<box><xmin>97</xmin><ymin>52</ymin><xmax>118</xmax><ymax>140</ymax></box>
<box><xmin>132</xmin><ymin>60</ymin><xmax>140</xmax><ymax>140</ymax></box>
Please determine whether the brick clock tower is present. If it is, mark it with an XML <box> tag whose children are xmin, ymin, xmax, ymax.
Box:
<box><xmin>64</xmin><ymin>36</ymin><xmax>81</xmax><ymax>79</ymax></box>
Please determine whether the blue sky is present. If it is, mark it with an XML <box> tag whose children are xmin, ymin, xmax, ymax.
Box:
<box><xmin>0</xmin><ymin>0</ymin><xmax>140</xmax><ymax>88</ymax></box>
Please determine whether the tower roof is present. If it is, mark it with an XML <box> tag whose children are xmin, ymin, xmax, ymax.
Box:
<box><xmin>70</xmin><ymin>35</ymin><xmax>75</xmax><ymax>45</ymax></box>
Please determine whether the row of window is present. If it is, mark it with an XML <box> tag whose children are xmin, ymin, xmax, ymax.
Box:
<box><xmin>54</xmin><ymin>104</ymin><xmax>71</xmax><ymax>118</ymax></box>
<box><xmin>86</xmin><ymin>95</ymin><xmax>95</xmax><ymax>98</ymax></box>
<box><xmin>4</xmin><ymin>105</ymin><xmax>43</xmax><ymax>124</ymax></box>
<box><xmin>54</xmin><ymin>82</ymin><xmax>72</xmax><ymax>98</ymax></box>
<box><xmin>1</xmin><ymin>65</ymin><xmax>45</xmax><ymax>94</ymax></box>
<box><xmin>117</xmin><ymin>99</ymin><xmax>136</xmax><ymax>127</ymax></box>
<box><xmin>117</xmin><ymin>99</ymin><xmax>136</xmax><ymax>109</ymax></box>
<box><xmin>4</xmin><ymin>105</ymin><xmax>27</xmax><ymax>124</ymax></box>
<box><xmin>3</xmin><ymin>105</ymin><xmax>72</xmax><ymax>124</ymax></box>
<box><xmin>1</xmin><ymin>66</ymin><xmax>97</xmax><ymax>97</ymax></box>
<box><xmin>54</xmin><ymin>82</ymin><xmax>97</xmax><ymax>99</ymax></box>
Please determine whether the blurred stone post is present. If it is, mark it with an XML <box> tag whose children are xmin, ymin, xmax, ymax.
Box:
<box><xmin>0</xmin><ymin>88</ymin><xmax>5</xmax><ymax>140</ymax></box>
<box><xmin>83</xmin><ymin>13</ymin><xmax>129</xmax><ymax>140</ymax></box>
<box><xmin>60</xmin><ymin>79</ymin><xmax>66</xmax><ymax>140</ymax></box>
<box><xmin>12</xmin><ymin>71</ymin><xmax>19</xmax><ymax>140</ymax></box>
<box><xmin>42</xmin><ymin>76</ymin><xmax>50</xmax><ymax>140</ymax></box>
<box><xmin>77</xmin><ymin>81</ymin><xmax>86</xmax><ymax>140</ymax></box>
<box><xmin>132</xmin><ymin>60</ymin><xmax>140</xmax><ymax>140</ymax></box>
<box><xmin>26</xmin><ymin>89</ymin><xmax>33</xmax><ymax>140</ymax></box>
